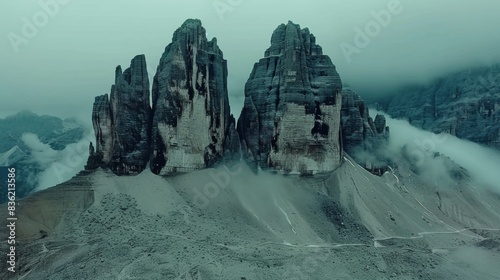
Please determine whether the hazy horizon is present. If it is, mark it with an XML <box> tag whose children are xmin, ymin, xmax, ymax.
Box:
<box><xmin>1</xmin><ymin>0</ymin><xmax>500</xmax><ymax>123</ymax></box>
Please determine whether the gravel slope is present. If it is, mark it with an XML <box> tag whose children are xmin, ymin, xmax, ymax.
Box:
<box><xmin>1</xmin><ymin>158</ymin><xmax>500</xmax><ymax>279</ymax></box>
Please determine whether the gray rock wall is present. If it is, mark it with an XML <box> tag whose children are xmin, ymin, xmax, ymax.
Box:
<box><xmin>150</xmin><ymin>19</ymin><xmax>232</xmax><ymax>175</ymax></box>
<box><xmin>237</xmin><ymin>21</ymin><xmax>343</xmax><ymax>175</ymax></box>
<box><xmin>88</xmin><ymin>55</ymin><xmax>151</xmax><ymax>174</ymax></box>
<box><xmin>86</xmin><ymin>19</ymin><xmax>393</xmax><ymax>177</ymax></box>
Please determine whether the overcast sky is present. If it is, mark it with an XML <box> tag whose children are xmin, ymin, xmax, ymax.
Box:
<box><xmin>1</xmin><ymin>0</ymin><xmax>500</xmax><ymax>123</ymax></box>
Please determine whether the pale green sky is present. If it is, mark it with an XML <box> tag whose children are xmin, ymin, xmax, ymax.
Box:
<box><xmin>1</xmin><ymin>0</ymin><xmax>500</xmax><ymax>123</ymax></box>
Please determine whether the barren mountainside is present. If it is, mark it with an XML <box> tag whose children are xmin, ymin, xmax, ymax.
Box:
<box><xmin>380</xmin><ymin>64</ymin><xmax>500</xmax><ymax>150</ymax></box>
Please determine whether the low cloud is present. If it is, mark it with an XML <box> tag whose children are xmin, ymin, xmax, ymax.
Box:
<box><xmin>21</xmin><ymin>132</ymin><xmax>93</xmax><ymax>192</ymax></box>
<box><xmin>371</xmin><ymin>109</ymin><xmax>500</xmax><ymax>193</ymax></box>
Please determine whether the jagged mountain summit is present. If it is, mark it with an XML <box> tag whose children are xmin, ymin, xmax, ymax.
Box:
<box><xmin>150</xmin><ymin>19</ymin><xmax>233</xmax><ymax>175</ymax></box>
<box><xmin>237</xmin><ymin>21</ymin><xmax>343</xmax><ymax>175</ymax></box>
<box><xmin>86</xmin><ymin>19</ymin><xmax>388</xmax><ymax>177</ymax></box>
<box><xmin>86</xmin><ymin>19</ymin><xmax>235</xmax><ymax>176</ymax></box>
<box><xmin>86</xmin><ymin>55</ymin><xmax>151</xmax><ymax>174</ymax></box>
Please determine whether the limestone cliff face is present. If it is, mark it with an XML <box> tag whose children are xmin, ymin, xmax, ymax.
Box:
<box><xmin>87</xmin><ymin>94</ymin><xmax>112</xmax><ymax>168</ymax></box>
<box><xmin>86</xmin><ymin>19</ymin><xmax>394</xmax><ymax>177</ymax></box>
<box><xmin>237</xmin><ymin>21</ymin><xmax>343</xmax><ymax>175</ymax></box>
<box><xmin>87</xmin><ymin>55</ymin><xmax>151</xmax><ymax>174</ymax></box>
<box><xmin>150</xmin><ymin>19</ymin><xmax>232</xmax><ymax>175</ymax></box>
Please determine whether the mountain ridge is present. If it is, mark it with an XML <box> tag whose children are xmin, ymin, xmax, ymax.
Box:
<box><xmin>86</xmin><ymin>19</ymin><xmax>387</xmax><ymax>176</ymax></box>
<box><xmin>376</xmin><ymin>63</ymin><xmax>500</xmax><ymax>150</ymax></box>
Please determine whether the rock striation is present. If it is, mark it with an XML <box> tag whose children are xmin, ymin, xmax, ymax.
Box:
<box><xmin>86</xmin><ymin>55</ymin><xmax>151</xmax><ymax>174</ymax></box>
<box><xmin>341</xmin><ymin>88</ymin><xmax>389</xmax><ymax>173</ymax></box>
<box><xmin>237</xmin><ymin>21</ymin><xmax>343</xmax><ymax>175</ymax></box>
<box><xmin>150</xmin><ymin>19</ymin><xmax>232</xmax><ymax>175</ymax></box>
<box><xmin>380</xmin><ymin>64</ymin><xmax>500</xmax><ymax>150</ymax></box>
<box><xmin>87</xmin><ymin>20</ymin><xmax>235</xmax><ymax>176</ymax></box>
<box><xmin>86</xmin><ymin>19</ymin><xmax>393</xmax><ymax>177</ymax></box>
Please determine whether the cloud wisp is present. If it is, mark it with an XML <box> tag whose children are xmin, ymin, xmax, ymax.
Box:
<box><xmin>371</xmin><ymin>109</ymin><xmax>500</xmax><ymax>193</ymax></box>
<box><xmin>21</xmin><ymin>132</ymin><xmax>93</xmax><ymax>192</ymax></box>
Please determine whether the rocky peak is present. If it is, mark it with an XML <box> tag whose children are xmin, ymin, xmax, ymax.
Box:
<box><xmin>341</xmin><ymin>88</ymin><xmax>389</xmax><ymax>173</ymax></box>
<box><xmin>374</xmin><ymin>114</ymin><xmax>388</xmax><ymax>135</ymax></box>
<box><xmin>150</xmin><ymin>19</ymin><xmax>232</xmax><ymax>175</ymax></box>
<box><xmin>223</xmin><ymin>114</ymin><xmax>241</xmax><ymax>162</ymax></box>
<box><xmin>265</xmin><ymin>22</ymin><xmax>323</xmax><ymax>58</ymax></box>
<box><xmin>237</xmin><ymin>21</ymin><xmax>343</xmax><ymax>175</ymax></box>
<box><xmin>86</xmin><ymin>55</ymin><xmax>151</xmax><ymax>174</ymax></box>
<box><xmin>85</xmin><ymin>19</ymin><xmax>394</xmax><ymax>177</ymax></box>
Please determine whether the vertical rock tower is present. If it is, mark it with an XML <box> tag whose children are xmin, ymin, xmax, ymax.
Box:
<box><xmin>237</xmin><ymin>21</ymin><xmax>343</xmax><ymax>174</ymax></box>
<box><xmin>87</xmin><ymin>55</ymin><xmax>151</xmax><ymax>174</ymax></box>
<box><xmin>341</xmin><ymin>88</ymin><xmax>389</xmax><ymax>172</ymax></box>
<box><xmin>150</xmin><ymin>19</ymin><xmax>232</xmax><ymax>175</ymax></box>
